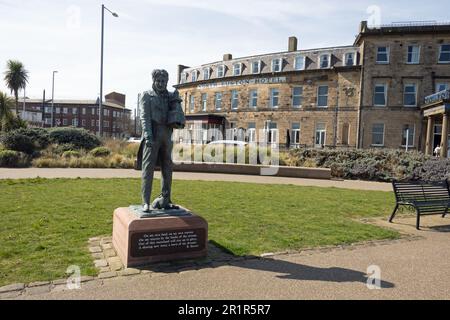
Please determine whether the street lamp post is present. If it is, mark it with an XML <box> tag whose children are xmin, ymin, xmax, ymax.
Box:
<box><xmin>51</xmin><ymin>70</ymin><xmax>58</xmax><ymax>127</ymax></box>
<box><xmin>99</xmin><ymin>4</ymin><xmax>118</xmax><ymax>137</ymax></box>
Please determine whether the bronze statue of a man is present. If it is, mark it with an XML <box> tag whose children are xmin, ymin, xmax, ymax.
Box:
<box><xmin>139</xmin><ymin>69</ymin><xmax>185</xmax><ymax>213</ymax></box>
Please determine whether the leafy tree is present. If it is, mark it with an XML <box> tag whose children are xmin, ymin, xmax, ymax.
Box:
<box><xmin>4</xmin><ymin>60</ymin><xmax>29</xmax><ymax>115</ymax></box>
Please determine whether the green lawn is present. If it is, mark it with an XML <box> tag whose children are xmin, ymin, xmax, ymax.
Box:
<box><xmin>0</xmin><ymin>178</ymin><xmax>400</xmax><ymax>286</ymax></box>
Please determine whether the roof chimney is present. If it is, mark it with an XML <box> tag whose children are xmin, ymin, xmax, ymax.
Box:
<box><xmin>359</xmin><ymin>21</ymin><xmax>368</xmax><ymax>33</ymax></box>
<box><xmin>288</xmin><ymin>36</ymin><xmax>298</xmax><ymax>52</ymax></box>
<box><xmin>223</xmin><ymin>54</ymin><xmax>233</xmax><ymax>61</ymax></box>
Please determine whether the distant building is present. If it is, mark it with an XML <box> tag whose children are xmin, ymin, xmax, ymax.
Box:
<box><xmin>174</xmin><ymin>21</ymin><xmax>450</xmax><ymax>157</ymax></box>
<box><xmin>17</xmin><ymin>92</ymin><xmax>133</xmax><ymax>138</ymax></box>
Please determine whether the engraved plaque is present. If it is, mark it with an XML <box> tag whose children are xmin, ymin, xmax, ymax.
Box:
<box><xmin>130</xmin><ymin>228</ymin><xmax>206</xmax><ymax>258</ymax></box>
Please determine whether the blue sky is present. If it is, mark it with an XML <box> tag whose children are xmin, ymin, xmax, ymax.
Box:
<box><xmin>1</xmin><ymin>0</ymin><xmax>449</xmax><ymax>112</ymax></box>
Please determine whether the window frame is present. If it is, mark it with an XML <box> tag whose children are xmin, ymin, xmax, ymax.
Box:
<box><xmin>403</xmin><ymin>83</ymin><xmax>418</xmax><ymax>107</ymax></box>
<box><xmin>343</xmin><ymin>52</ymin><xmax>356</xmax><ymax>66</ymax></box>
<box><xmin>376</xmin><ymin>46</ymin><xmax>390</xmax><ymax>64</ymax></box>
<box><xmin>251</xmin><ymin>60</ymin><xmax>261</xmax><ymax>74</ymax></box>
<box><xmin>231</xmin><ymin>90</ymin><xmax>239</xmax><ymax>110</ymax></box>
<box><xmin>292</xmin><ymin>86</ymin><xmax>303</xmax><ymax>108</ymax></box>
<box><xmin>436</xmin><ymin>83</ymin><xmax>449</xmax><ymax>93</ymax></box>
<box><xmin>291</xmin><ymin>122</ymin><xmax>301</xmax><ymax>146</ymax></box>
<box><xmin>401</xmin><ymin>125</ymin><xmax>415</xmax><ymax>148</ymax></box>
<box><xmin>191</xmin><ymin>70</ymin><xmax>198</xmax><ymax>82</ymax></box>
<box><xmin>215</xmin><ymin>92</ymin><xmax>223</xmax><ymax>110</ymax></box>
<box><xmin>270</xmin><ymin>88</ymin><xmax>280</xmax><ymax>108</ymax></box>
<box><xmin>371</xmin><ymin>123</ymin><xmax>385</xmax><ymax>147</ymax></box>
<box><xmin>406</xmin><ymin>45</ymin><xmax>420</xmax><ymax>64</ymax></box>
<box><xmin>319</xmin><ymin>54</ymin><xmax>331</xmax><ymax>69</ymax></box>
<box><xmin>438</xmin><ymin>44</ymin><xmax>450</xmax><ymax>64</ymax></box>
<box><xmin>271</xmin><ymin>58</ymin><xmax>282</xmax><ymax>73</ymax></box>
<box><xmin>374</xmin><ymin>83</ymin><xmax>388</xmax><ymax>107</ymax></box>
<box><xmin>203</xmin><ymin>68</ymin><xmax>210</xmax><ymax>80</ymax></box>
<box><xmin>217</xmin><ymin>65</ymin><xmax>225</xmax><ymax>78</ymax></box>
<box><xmin>249</xmin><ymin>89</ymin><xmax>258</xmax><ymax>109</ymax></box>
<box><xmin>189</xmin><ymin>95</ymin><xmax>195</xmax><ymax>112</ymax></box>
<box><xmin>233</xmin><ymin>63</ymin><xmax>242</xmax><ymax>76</ymax></box>
<box><xmin>294</xmin><ymin>55</ymin><xmax>306</xmax><ymax>70</ymax></box>
<box><xmin>317</xmin><ymin>85</ymin><xmax>329</xmax><ymax>108</ymax></box>
<box><xmin>201</xmin><ymin>93</ymin><xmax>207</xmax><ymax>112</ymax></box>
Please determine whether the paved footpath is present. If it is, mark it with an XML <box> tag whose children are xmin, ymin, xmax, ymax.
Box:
<box><xmin>7</xmin><ymin>216</ymin><xmax>450</xmax><ymax>300</ymax></box>
<box><xmin>0</xmin><ymin>168</ymin><xmax>392</xmax><ymax>191</ymax></box>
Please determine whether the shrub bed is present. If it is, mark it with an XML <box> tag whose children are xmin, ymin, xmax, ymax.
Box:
<box><xmin>48</xmin><ymin>127</ymin><xmax>101</xmax><ymax>150</ymax></box>
<box><xmin>0</xmin><ymin>150</ymin><xmax>31</xmax><ymax>167</ymax></box>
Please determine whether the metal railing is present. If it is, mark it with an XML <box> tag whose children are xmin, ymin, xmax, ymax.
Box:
<box><xmin>368</xmin><ymin>21</ymin><xmax>450</xmax><ymax>29</ymax></box>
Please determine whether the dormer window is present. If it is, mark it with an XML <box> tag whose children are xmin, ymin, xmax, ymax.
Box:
<box><xmin>294</xmin><ymin>55</ymin><xmax>306</xmax><ymax>70</ymax></box>
<box><xmin>217</xmin><ymin>65</ymin><xmax>225</xmax><ymax>78</ymax></box>
<box><xmin>191</xmin><ymin>70</ymin><xmax>198</xmax><ymax>82</ymax></box>
<box><xmin>252</xmin><ymin>60</ymin><xmax>261</xmax><ymax>74</ymax></box>
<box><xmin>203</xmin><ymin>68</ymin><xmax>211</xmax><ymax>80</ymax></box>
<box><xmin>344</xmin><ymin>52</ymin><xmax>356</xmax><ymax>66</ymax></box>
<box><xmin>233</xmin><ymin>63</ymin><xmax>242</xmax><ymax>76</ymax></box>
<box><xmin>320</xmin><ymin>54</ymin><xmax>331</xmax><ymax>69</ymax></box>
<box><xmin>272</xmin><ymin>58</ymin><xmax>282</xmax><ymax>72</ymax></box>
<box><xmin>180</xmin><ymin>73</ymin><xmax>187</xmax><ymax>84</ymax></box>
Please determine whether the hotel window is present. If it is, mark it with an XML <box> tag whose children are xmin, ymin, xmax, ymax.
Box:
<box><xmin>317</xmin><ymin>85</ymin><xmax>328</xmax><ymax>107</ymax></box>
<box><xmin>372</xmin><ymin>123</ymin><xmax>385</xmax><ymax>146</ymax></box>
<box><xmin>319</xmin><ymin>54</ymin><xmax>331</xmax><ymax>69</ymax></box>
<box><xmin>266</xmin><ymin>122</ymin><xmax>278</xmax><ymax>146</ymax></box>
<box><xmin>45</xmin><ymin>107</ymin><xmax>51</xmax><ymax>113</ymax></box>
<box><xmin>217</xmin><ymin>65</ymin><xmax>225</xmax><ymax>78</ymax></box>
<box><xmin>104</xmin><ymin>121</ymin><xmax>109</xmax><ymax>128</ymax></box>
<box><xmin>45</xmin><ymin>118</ymin><xmax>52</xmax><ymax>125</ymax></box>
<box><xmin>401</xmin><ymin>125</ymin><xmax>415</xmax><ymax>147</ymax></box>
<box><xmin>249</xmin><ymin>90</ymin><xmax>258</xmax><ymax>108</ymax></box>
<box><xmin>292</xmin><ymin>87</ymin><xmax>303</xmax><ymax>108</ymax></box>
<box><xmin>231</xmin><ymin>90</ymin><xmax>239</xmax><ymax>110</ymax></box>
<box><xmin>56</xmin><ymin>107</ymin><xmax>60</xmax><ymax>114</ymax></box>
<box><xmin>270</xmin><ymin>88</ymin><xmax>279</xmax><ymax>108</ymax></box>
<box><xmin>82</xmin><ymin>119</ymin><xmax>86</xmax><ymax>126</ymax></box>
<box><xmin>272</xmin><ymin>58</ymin><xmax>282</xmax><ymax>72</ymax></box>
<box><xmin>252</xmin><ymin>61</ymin><xmax>261</xmax><ymax>74</ymax></box>
<box><xmin>63</xmin><ymin>107</ymin><xmax>68</xmax><ymax>114</ymax></box>
<box><xmin>63</xmin><ymin>119</ymin><xmax>68</xmax><ymax>125</ymax></box>
<box><xmin>189</xmin><ymin>95</ymin><xmax>195</xmax><ymax>112</ymax></box>
<box><xmin>233</xmin><ymin>63</ymin><xmax>242</xmax><ymax>76</ymax></box>
<box><xmin>247</xmin><ymin>122</ymin><xmax>256</xmax><ymax>143</ymax></box>
<box><xmin>374</xmin><ymin>84</ymin><xmax>387</xmax><ymax>106</ymax></box>
<box><xmin>191</xmin><ymin>70</ymin><xmax>197</xmax><ymax>82</ymax></box>
<box><xmin>96</xmin><ymin>120</ymin><xmax>99</xmax><ymax>126</ymax></box>
<box><xmin>72</xmin><ymin>108</ymin><xmax>77</xmax><ymax>115</ymax></box>
<box><xmin>376</xmin><ymin>46</ymin><xmax>390</xmax><ymax>64</ymax></box>
<box><xmin>215</xmin><ymin>92</ymin><xmax>222</xmax><ymax>110</ymax></box>
<box><xmin>439</xmin><ymin>44</ymin><xmax>450</xmax><ymax>63</ymax></box>
<box><xmin>407</xmin><ymin>45</ymin><xmax>420</xmax><ymax>64</ymax></box>
<box><xmin>203</xmin><ymin>68</ymin><xmax>210</xmax><ymax>80</ymax></box>
<box><xmin>291</xmin><ymin>123</ymin><xmax>301</xmax><ymax>146</ymax></box>
<box><xmin>436</xmin><ymin>83</ymin><xmax>449</xmax><ymax>93</ymax></box>
<box><xmin>82</xmin><ymin>108</ymin><xmax>86</xmax><ymax>115</ymax></box>
<box><xmin>294</xmin><ymin>55</ymin><xmax>306</xmax><ymax>70</ymax></box>
<box><xmin>91</xmin><ymin>108</ymin><xmax>95</xmax><ymax>115</ymax></box>
<box><xmin>344</xmin><ymin>52</ymin><xmax>356</xmax><ymax>66</ymax></box>
<box><xmin>201</xmin><ymin>93</ymin><xmax>207</xmax><ymax>112</ymax></box>
<box><xmin>404</xmin><ymin>84</ymin><xmax>417</xmax><ymax>107</ymax></box>
<box><xmin>72</xmin><ymin>119</ymin><xmax>78</xmax><ymax>127</ymax></box>
<box><xmin>103</xmin><ymin>109</ymin><xmax>108</xmax><ymax>116</ymax></box>
<box><xmin>91</xmin><ymin>120</ymin><xmax>95</xmax><ymax>127</ymax></box>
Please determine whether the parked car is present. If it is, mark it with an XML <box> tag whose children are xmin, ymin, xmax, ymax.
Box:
<box><xmin>207</xmin><ymin>140</ymin><xmax>248</xmax><ymax>146</ymax></box>
<box><xmin>127</xmin><ymin>137</ymin><xmax>141</xmax><ymax>144</ymax></box>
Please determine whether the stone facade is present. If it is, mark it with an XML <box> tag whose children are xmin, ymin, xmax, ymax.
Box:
<box><xmin>174</xmin><ymin>21</ymin><xmax>450</xmax><ymax>153</ymax></box>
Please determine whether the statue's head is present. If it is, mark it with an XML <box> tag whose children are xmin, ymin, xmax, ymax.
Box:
<box><xmin>152</xmin><ymin>69</ymin><xmax>169</xmax><ymax>93</ymax></box>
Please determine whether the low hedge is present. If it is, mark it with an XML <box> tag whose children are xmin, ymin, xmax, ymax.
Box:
<box><xmin>0</xmin><ymin>150</ymin><xmax>31</xmax><ymax>167</ymax></box>
<box><xmin>48</xmin><ymin>127</ymin><xmax>101</xmax><ymax>150</ymax></box>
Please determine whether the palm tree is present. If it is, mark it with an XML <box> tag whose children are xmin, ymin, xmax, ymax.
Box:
<box><xmin>4</xmin><ymin>60</ymin><xmax>29</xmax><ymax>115</ymax></box>
<box><xmin>0</xmin><ymin>91</ymin><xmax>15</xmax><ymax>131</ymax></box>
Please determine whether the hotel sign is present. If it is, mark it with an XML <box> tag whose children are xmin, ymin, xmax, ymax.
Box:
<box><xmin>424</xmin><ymin>89</ymin><xmax>450</xmax><ymax>105</ymax></box>
<box><xmin>197</xmin><ymin>77</ymin><xmax>287</xmax><ymax>89</ymax></box>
